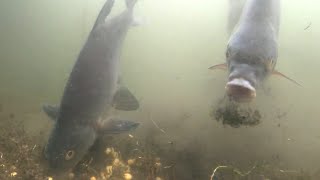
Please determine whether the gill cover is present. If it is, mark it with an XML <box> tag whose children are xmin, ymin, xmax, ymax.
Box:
<box><xmin>44</xmin><ymin>125</ymin><xmax>97</xmax><ymax>171</ymax></box>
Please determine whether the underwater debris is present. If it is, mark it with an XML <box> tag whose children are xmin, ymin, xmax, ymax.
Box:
<box><xmin>211</xmin><ymin>96</ymin><xmax>261</xmax><ymax>127</ymax></box>
<box><xmin>149</xmin><ymin>110</ymin><xmax>175</xmax><ymax>148</ymax></box>
<box><xmin>127</xmin><ymin>159</ymin><xmax>135</xmax><ymax>166</ymax></box>
<box><xmin>210</xmin><ymin>164</ymin><xmax>257</xmax><ymax>180</ymax></box>
<box><xmin>128</xmin><ymin>134</ymin><xmax>134</xmax><ymax>138</ymax></box>
<box><xmin>304</xmin><ymin>22</ymin><xmax>311</xmax><ymax>30</ymax></box>
<box><xmin>71</xmin><ymin>131</ymin><xmax>168</xmax><ymax>179</ymax></box>
<box><xmin>68</xmin><ymin>172</ymin><xmax>75</xmax><ymax>179</ymax></box>
<box><xmin>9</xmin><ymin>113</ymin><xmax>15</xmax><ymax>119</ymax></box>
<box><xmin>210</xmin><ymin>165</ymin><xmax>229</xmax><ymax>180</ymax></box>
<box><xmin>209</xmin><ymin>162</ymin><xmax>314</xmax><ymax>180</ymax></box>
<box><xmin>123</xmin><ymin>172</ymin><xmax>132</xmax><ymax>179</ymax></box>
<box><xmin>0</xmin><ymin>109</ymin><xmax>314</xmax><ymax>180</ymax></box>
<box><xmin>10</xmin><ymin>171</ymin><xmax>17</xmax><ymax>177</ymax></box>
<box><xmin>150</xmin><ymin>114</ymin><xmax>167</xmax><ymax>134</ymax></box>
<box><xmin>0</xmin><ymin>116</ymin><xmax>48</xmax><ymax>179</ymax></box>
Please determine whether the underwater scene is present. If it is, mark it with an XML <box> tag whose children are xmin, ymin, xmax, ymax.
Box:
<box><xmin>0</xmin><ymin>0</ymin><xmax>320</xmax><ymax>179</ymax></box>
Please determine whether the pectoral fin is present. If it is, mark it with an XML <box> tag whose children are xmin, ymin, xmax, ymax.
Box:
<box><xmin>272</xmin><ymin>70</ymin><xmax>302</xmax><ymax>87</ymax></box>
<box><xmin>112</xmin><ymin>86</ymin><xmax>139</xmax><ymax>111</ymax></box>
<box><xmin>208</xmin><ymin>63</ymin><xmax>228</xmax><ymax>71</ymax></box>
<box><xmin>97</xmin><ymin>117</ymin><xmax>140</xmax><ymax>135</ymax></box>
<box><xmin>42</xmin><ymin>104</ymin><xmax>59</xmax><ymax>121</ymax></box>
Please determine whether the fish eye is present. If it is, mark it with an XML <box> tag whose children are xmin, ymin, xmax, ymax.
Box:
<box><xmin>65</xmin><ymin>150</ymin><xmax>75</xmax><ymax>160</ymax></box>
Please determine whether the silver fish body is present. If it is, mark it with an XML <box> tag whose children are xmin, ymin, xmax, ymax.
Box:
<box><xmin>42</xmin><ymin>0</ymin><xmax>140</xmax><ymax>172</ymax></box>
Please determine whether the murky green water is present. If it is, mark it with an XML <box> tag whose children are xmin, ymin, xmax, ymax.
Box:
<box><xmin>0</xmin><ymin>0</ymin><xmax>320</xmax><ymax>179</ymax></box>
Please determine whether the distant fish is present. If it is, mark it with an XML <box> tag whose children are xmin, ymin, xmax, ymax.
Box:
<box><xmin>42</xmin><ymin>0</ymin><xmax>141</xmax><ymax>172</ymax></box>
<box><xmin>210</xmin><ymin>0</ymin><xmax>300</xmax><ymax>102</ymax></box>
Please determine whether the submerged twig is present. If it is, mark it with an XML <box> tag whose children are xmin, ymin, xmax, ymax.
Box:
<box><xmin>280</xmin><ymin>169</ymin><xmax>299</xmax><ymax>173</ymax></box>
<box><xmin>80</xmin><ymin>158</ymin><xmax>99</xmax><ymax>176</ymax></box>
<box><xmin>150</xmin><ymin>112</ymin><xmax>166</xmax><ymax>134</ymax></box>
<box><xmin>163</xmin><ymin>164</ymin><xmax>175</xmax><ymax>169</ymax></box>
<box><xmin>149</xmin><ymin>110</ymin><xmax>175</xmax><ymax>146</ymax></box>
<box><xmin>304</xmin><ymin>22</ymin><xmax>311</xmax><ymax>30</ymax></box>
<box><xmin>233</xmin><ymin>164</ymin><xmax>257</xmax><ymax>176</ymax></box>
<box><xmin>32</xmin><ymin>145</ymin><xmax>37</xmax><ymax>151</ymax></box>
<box><xmin>210</xmin><ymin>164</ymin><xmax>257</xmax><ymax>180</ymax></box>
<box><xmin>210</xmin><ymin>166</ymin><xmax>228</xmax><ymax>180</ymax></box>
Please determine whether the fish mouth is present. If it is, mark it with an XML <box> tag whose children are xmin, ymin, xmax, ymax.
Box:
<box><xmin>225</xmin><ymin>78</ymin><xmax>256</xmax><ymax>102</ymax></box>
<box><xmin>45</xmin><ymin>155</ymin><xmax>74</xmax><ymax>174</ymax></box>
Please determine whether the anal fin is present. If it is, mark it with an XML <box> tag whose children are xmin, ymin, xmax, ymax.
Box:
<box><xmin>112</xmin><ymin>86</ymin><xmax>139</xmax><ymax>111</ymax></box>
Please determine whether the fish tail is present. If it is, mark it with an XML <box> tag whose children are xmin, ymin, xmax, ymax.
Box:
<box><xmin>92</xmin><ymin>0</ymin><xmax>115</xmax><ymax>30</ymax></box>
<box><xmin>125</xmin><ymin>0</ymin><xmax>138</xmax><ymax>10</ymax></box>
<box><xmin>227</xmin><ymin>0</ymin><xmax>246</xmax><ymax>35</ymax></box>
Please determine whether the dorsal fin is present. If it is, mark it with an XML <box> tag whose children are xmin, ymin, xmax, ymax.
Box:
<box><xmin>112</xmin><ymin>86</ymin><xmax>139</xmax><ymax>111</ymax></box>
<box><xmin>91</xmin><ymin>0</ymin><xmax>115</xmax><ymax>31</ymax></box>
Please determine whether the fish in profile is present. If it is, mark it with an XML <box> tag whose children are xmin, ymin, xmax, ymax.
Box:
<box><xmin>210</xmin><ymin>0</ymin><xmax>300</xmax><ymax>102</ymax></box>
<box><xmin>42</xmin><ymin>0</ymin><xmax>141</xmax><ymax>172</ymax></box>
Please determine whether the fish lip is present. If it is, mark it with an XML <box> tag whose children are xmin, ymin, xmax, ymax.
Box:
<box><xmin>47</xmin><ymin>165</ymin><xmax>73</xmax><ymax>175</ymax></box>
<box><xmin>46</xmin><ymin>157</ymin><xmax>73</xmax><ymax>174</ymax></box>
<box><xmin>225</xmin><ymin>78</ymin><xmax>256</xmax><ymax>102</ymax></box>
<box><xmin>44</xmin><ymin>146</ymin><xmax>72</xmax><ymax>173</ymax></box>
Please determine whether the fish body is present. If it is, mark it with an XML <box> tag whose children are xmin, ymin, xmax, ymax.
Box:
<box><xmin>42</xmin><ymin>0</ymin><xmax>140</xmax><ymax>172</ymax></box>
<box><xmin>210</xmin><ymin>0</ymin><xmax>284</xmax><ymax>102</ymax></box>
<box><xmin>227</xmin><ymin>0</ymin><xmax>246</xmax><ymax>35</ymax></box>
<box><xmin>226</xmin><ymin>0</ymin><xmax>280</xmax><ymax>102</ymax></box>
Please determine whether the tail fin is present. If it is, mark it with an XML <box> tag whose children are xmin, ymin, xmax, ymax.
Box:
<box><xmin>92</xmin><ymin>0</ymin><xmax>115</xmax><ymax>31</ymax></box>
<box><xmin>125</xmin><ymin>0</ymin><xmax>137</xmax><ymax>10</ymax></box>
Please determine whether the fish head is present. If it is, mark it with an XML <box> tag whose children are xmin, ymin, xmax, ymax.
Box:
<box><xmin>44</xmin><ymin>125</ymin><xmax>96</xmax><ymax>172</ymax></box>
<box><xmin>226</xmin><ymin>59</ymin><xmax>267</xmax><ymax>102</ymax></box>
